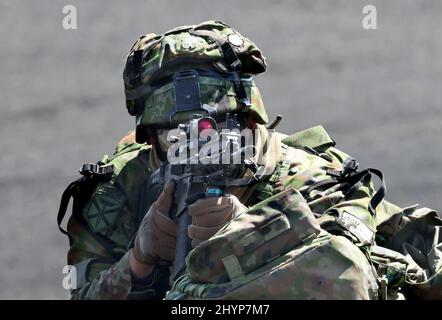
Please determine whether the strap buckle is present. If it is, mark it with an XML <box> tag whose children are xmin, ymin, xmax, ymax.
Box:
<box><xmin>79</xmin><ymin>163</ymin><xmax>114</xmax><ymax>177</ymax></box>
<box><xmin>253</xmin><ymin>166</ymin><xmax>268</xmax><ymax>182</ymax></box>
<box><xmin>221</xmin><ymin>42</ymin><xmax>242</xmax><ymax>71</ymax></box>
<box><xmin>326</xmin><ymin>158</ymin><xmax>360</xmax><ymax>180</ymax></box>
<box><xmin>342</xmin><ymin>158</ymin><xmax>359</xmax><ymax>177</ymax></box>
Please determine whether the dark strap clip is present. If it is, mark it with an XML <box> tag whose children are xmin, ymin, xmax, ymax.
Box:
<box><xmin>327</xmin><ymin>158</ymin><xmax>360</xmax><ymax>180</ymax></box>
<box><xmin>220</xmin><ymin>42</ymin><xmax>242</xmax><ymax>71</ymax></box>
<box><xmin>79</xmin><ymin>163</ymin><xmax>114</xmax><ymax>177</ymax></box>
<box><xmin>341</xmin><ymin>158</ymin><xmax>359</xmax><ymax>178</ymax></box>
<box><xmin>326</xmin><ymin>169</ymin><xmax>343</xmax><ymax>178</ymax></box>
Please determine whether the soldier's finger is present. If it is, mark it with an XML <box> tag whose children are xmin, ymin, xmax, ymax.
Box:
<box><xmin>156</xmin><ymin>180</ymin><xmax>176</xmax><ymax>214</ymax></box>
<box><xmin>191</xmin><ymin>238</ymin><xmax>204</xmax><ymax>248</ymax></box>
<box><xmin>191</xmin><ymin>208</ymin><xmax>233</xmax><ymax>227</ymax></box>
<box><xmin>152</xmin><ymin>209</ymin><xmax>177</xmax><ymax>237</ymax></box>
<box><xmin>188</xmin><ymin>196</ymin><xmax>232</xmax><ymax>216</ymax></box>
<box><xmin>188</xmin><ymin>224</ymin><xmax>224</xmax><ymax>241</ymax></box>
<box><xmin>159</xmin><ymin>245</ymin><xmax>176</xmax><ymax>262</ymax></box>
<box><xmin>156</xmin><ymin>232</ymin><xmax>177</xmax><ymax>248</ymax></box>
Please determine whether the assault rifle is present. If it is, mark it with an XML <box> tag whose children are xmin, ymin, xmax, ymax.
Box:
<box><xmin>143</xmin><ymin>113</ymin><xmax>264</xmax><ymax>279</ymax></box>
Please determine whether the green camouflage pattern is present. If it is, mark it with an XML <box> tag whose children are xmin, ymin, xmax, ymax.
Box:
<box><xmin>141</xmin><ymin>74</ymin><xmax>267</xmax><ymax>127</ymax></box>
<box><xmin>70</xmin><ymin>252</ymin><xmax>132</xmax><ymax>300</ymax></box>
<box><xmin>67</xmin><ymin>132</ymin><xmax>156</xmax><ymax>299</ymax></box>
<box><xmin>166</xmin><ymin>137</ymin><xmax>384</xmax><ymax>299</ymax></box>
<box><xmin>186</xmin><ymin>188</ymin><xmax>322</xmax><ymax>284</ymax></box>
<box><xmin>123</xmin><ymin>20</ymin><xmax>269</xmax><ymax>127</ymax></box>
<box><xmin>64</xmin><ymin>126</ymin><xmax>442</xmax><ymax>300</ymax></box>
<box><xmin>167</xmin><ymin>232</ymin><xmax>379</xmax><ymax>300</ymax></box>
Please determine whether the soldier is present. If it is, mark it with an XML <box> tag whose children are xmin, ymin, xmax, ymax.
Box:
<box><xmin>58</xmin><ymin>21</ymin><xmax>442</xmax><ymax>300</ymax></box>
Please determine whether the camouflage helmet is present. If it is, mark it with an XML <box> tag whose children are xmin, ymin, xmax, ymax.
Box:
<box><xmin>123</xmin><ymin>20</ymin><xmax>269</xmax><ymax>143</ymax></box>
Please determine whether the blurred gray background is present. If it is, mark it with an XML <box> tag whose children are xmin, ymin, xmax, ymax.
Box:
<box><xmin>0</xmin><ymin>0</ymin><xmax>441</xmax><ymax>299</ymax></box>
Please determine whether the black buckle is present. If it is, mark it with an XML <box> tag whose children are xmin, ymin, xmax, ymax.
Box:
<box><xmin>220</xmin><ymin>42</ymin><xmax>242</xmax><ymax>71</ymax></box>
<box><xmin>232</xmin><ymin>72</ymin><xmax>251</xmax><ymax>109</ymax></box>
<box><xmin>326</xmin><ymin>159</ymin><xmax>359</xmax><ymax>180</ymax></box>
<box><xmin>79</xmin><ymin>163</ymin><xmax>114</xmax><ymax>177</ymax></box>
<box><xmin>342</xmin><ymin>159</ymin><xmax>359</xmax><ymax>177</ymax></box>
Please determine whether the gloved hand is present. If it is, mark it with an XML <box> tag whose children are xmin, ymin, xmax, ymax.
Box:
<box><xmin>132</xmin><ymin>181</ymin><xmax>177</xmax><ymax>265</ymax></box>
<box><xmin>187</xmin><ymin>195</ymin><xmax>247</xmax><ymax>248</ymax></box>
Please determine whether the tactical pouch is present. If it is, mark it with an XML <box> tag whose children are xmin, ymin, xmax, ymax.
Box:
<box><xmin>380</xmin><ymin>207</ymin><xmax>442</xmax><ymax>299</ymax></box>
<box><xmin>167</xmin><ymin>187</ymin><xmax>379</xmax><ymax>300</ymax></box>
<box><xmin>186</xmin><ymin>188</ymin><xmax>322</xmax><ymax>284</ymax></box>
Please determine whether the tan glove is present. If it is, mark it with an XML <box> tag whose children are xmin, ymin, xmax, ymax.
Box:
<box><xmin>132</xmin><ymin>181</ymin><xmax>177</xmax><ymax>265</ymax></box>
<box><xmin>187</xmin><ymin>195</ymin><xmax>247</xmax><ymax>248</ymax></box>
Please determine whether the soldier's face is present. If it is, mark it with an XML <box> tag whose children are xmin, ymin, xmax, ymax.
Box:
<box><xmin>156</xmin><ymin>128</ymin><xmax>174</xmax><ymax>153</ymax></box>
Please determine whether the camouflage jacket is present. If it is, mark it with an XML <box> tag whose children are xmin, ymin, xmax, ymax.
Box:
<box><xmin>62</xmin><ymin>126</ymin><xmax>441</xmax><ymax>299</ymax></box>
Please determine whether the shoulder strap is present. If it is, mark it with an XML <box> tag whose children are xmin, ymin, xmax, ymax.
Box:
<box><xmin>57</xmin><ymin>177</ymin><xmax>86</xmax><ymax>244</ymax></box>
<box><xmin>57</xmin><ymin>164</ymin><xmax>114</xmax><ymax>245</ymax></box>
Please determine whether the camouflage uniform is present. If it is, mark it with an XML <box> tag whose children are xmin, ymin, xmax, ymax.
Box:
<box><xmin>60</xmin><ymin>21</ymin><xmax>442</xmax><ymax>300</ymax></box>
<box><xmin>64</xmin><ymin>125</ymin><xmax>442</xmax><ymax>299</ymax></box>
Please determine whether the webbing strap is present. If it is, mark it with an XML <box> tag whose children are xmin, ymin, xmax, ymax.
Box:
<box><xmin>222</xmin><ymin>254</ymin><xmax>245</xmax><ymax>281</ymax></box>
<box><xmin>57</xmin><ymin>177</ymin><xmax>86</xmax><ymax>244</ymax></box>
<box><xmin>57</xmin><ymin>164</ymin><xmax>114</xmax><ymax>245</ymax></box>
<box><xmin>304</xmin><ymin>159</ymin><xmax>386</xmax><ymax>216</ymax></box>
<box><xmin>365</xmin><ymin>168</ymin><xmax>386</xmax><ymax>215</ymax></box>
